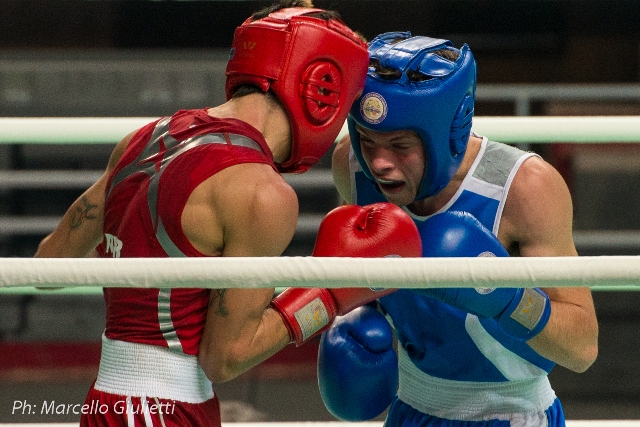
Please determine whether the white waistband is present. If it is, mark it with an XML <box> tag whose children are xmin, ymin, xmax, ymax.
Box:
<box><xmin>95</xmin><ymin>334</ymin><xmax>214</xmax><ymax>403</ymax></box>
<box><xmin>397</xmin><ymin>345</ymin><xmax>556</xmax><ymax>422</ymax></box>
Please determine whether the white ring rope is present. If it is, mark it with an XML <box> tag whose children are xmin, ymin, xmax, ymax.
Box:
<box><xmin>471</xmin><ymin>116</ymin><xmax>640</xmax><ymax>143</ymax></box>
<box><xmin>0</xmin><ymin>117</ymin><xmax>154</xmax><ymax>144</ymax></box>
<box><xmin>0</xmin><ymin>257</ymin><xmax>639</xmax><ymax>290</ymax></box>
<box><xmin>1</xmin><ymin>116</ymin><xmax>640</xmax><ymax>144</ymax></box>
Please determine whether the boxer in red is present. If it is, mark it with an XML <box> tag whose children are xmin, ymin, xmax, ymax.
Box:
<box><xmin>34</xmin><ymin>1</ymin><xmax>373</xmax><ymax>425</ymax></box>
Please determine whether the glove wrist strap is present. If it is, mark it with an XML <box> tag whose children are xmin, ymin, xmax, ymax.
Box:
<box><xmin>497</xmin><ymin>288</ymin><xmax>551</xmax><ymax>341</ymax></box>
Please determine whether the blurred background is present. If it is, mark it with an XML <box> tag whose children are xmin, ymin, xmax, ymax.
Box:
<box><xmin>1</xmin><ymin>0</ymin><xmax>640</xmax><ymax>423</ymax></box>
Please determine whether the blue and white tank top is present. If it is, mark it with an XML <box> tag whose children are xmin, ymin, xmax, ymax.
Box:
<box><xmin>349</xmin><ymin>134</ymin><xmax>557</xmax><ymax>419</ymax></box>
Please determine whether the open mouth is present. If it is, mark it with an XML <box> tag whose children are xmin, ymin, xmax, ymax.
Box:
<box><xmin>376</xmin><ymin>178</ymin><xmax>404</xmax><ymax>192</ymax></box>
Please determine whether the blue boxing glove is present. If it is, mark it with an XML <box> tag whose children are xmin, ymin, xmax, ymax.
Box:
<box><xmin>415</xmin><ymin>211</ymin><xmax>551</xmax><ymax>341</ymax></box>
<box><xmin>318</xmin><ymin>306</ymin><xmax>398</xmax><ymax>421</ymax></box>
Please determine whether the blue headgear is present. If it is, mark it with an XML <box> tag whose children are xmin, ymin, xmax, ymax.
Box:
<box><xmin>348</xmin><ymin>32</ymin><xmax>477</xmax><ymax>200</ymax></box>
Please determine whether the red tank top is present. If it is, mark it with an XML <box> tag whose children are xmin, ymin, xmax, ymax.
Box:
<box><xmin>97</xmin><ymin>109</ymin><xmax>277</xmax><ymax>355</ymax></box>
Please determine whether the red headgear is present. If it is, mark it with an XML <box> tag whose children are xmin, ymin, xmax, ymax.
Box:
<box><xmin>225</xmin><ymin>8</ymin><xmax>369</xmax><ymax>173</ymax></box>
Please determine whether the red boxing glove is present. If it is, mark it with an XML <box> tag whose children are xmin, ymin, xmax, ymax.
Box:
<box><xmin>271</xmin><ymin>203</ymin><xmax>422</xmax><ymax>346</ymax></box>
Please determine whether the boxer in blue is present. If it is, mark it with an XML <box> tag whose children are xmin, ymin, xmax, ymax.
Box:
<box><xmin>320</xmin><ymin>32</ymin><xmax>599</xmax><ymax>427</ymax></box>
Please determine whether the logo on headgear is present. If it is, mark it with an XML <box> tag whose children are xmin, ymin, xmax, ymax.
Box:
<box><xmin>360</xmin><ymin>92</ymin><xmax>387</xmax><ymax>124</ymax></box>
<box><xmin>301</xmin><ymin>61</ymin><xmax>341</xmax><ymax>125</ymax></box>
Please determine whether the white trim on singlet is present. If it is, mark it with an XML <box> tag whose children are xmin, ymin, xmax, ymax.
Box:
<box><xmin>464</xmin><ymin>314</ymin><xmax>549</xmax><ymax>380</ymax></box>
<box><xmin>431</xmin><ymin>136</ymin><xmax>493</xmax><ymax>217</ymax></box>
<box><xmin>493</xmin><ymin>149</ymin><xmax>537</xmax><ymax>235</ymax></box>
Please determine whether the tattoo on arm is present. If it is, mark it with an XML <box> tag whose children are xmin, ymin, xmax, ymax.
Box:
<box><xmin>69</xmin><ymin>197</ymin><xmax>98</xmax><ymax>230</ymax></box>
<box><xmin>209</xmin><ymin>289</ymin><xmax>229</xmax><ymax>316</ymax></box>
